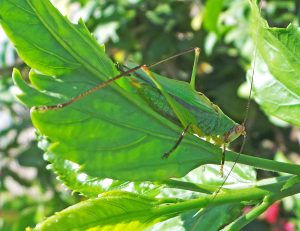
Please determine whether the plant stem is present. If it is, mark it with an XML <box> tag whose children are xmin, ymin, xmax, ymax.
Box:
<box><xmin>223</xmin><ymin>183</ymin><xmax>300</xmax><ymax>230</ymax></box>
<box><xmin>153</xmin><ymin>182</ymin><xmax>300</xmax><ymax>224</ymax></box>
<box><xmin>226</xmin><ymin>150</ymin><xmax>300</xmax><ymax>175</ymax></box>
<box><xmin>154</xmin><ymin>186</ymin><xmax>268</xmax><ymax>218</ymax></box>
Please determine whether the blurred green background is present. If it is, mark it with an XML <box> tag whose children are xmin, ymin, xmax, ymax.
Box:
<box><xmin>0</xmin><ymin>0</ymin><xmax>299</xmax><ymax>230</ymax></box>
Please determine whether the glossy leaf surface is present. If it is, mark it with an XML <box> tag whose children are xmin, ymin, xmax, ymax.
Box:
<box><xmin>250</xmin><ymin>2</ymin><xmax>300</xmax><ymax>126</ymax></box>
<box><xmin>1</xmin><ymin>0</ymin><xmax>245</xmax><ymax>183</ymax></box>
<box><xmin>28</xmin><ymin>191</ymin><xmax>164</xmax><ymax>231</ymax></box>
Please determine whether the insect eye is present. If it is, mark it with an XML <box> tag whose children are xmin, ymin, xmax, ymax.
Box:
<box><xmin>235</xmin><ymin>125</ymin><xmax>245</xmax><ymax>134</ymax></box>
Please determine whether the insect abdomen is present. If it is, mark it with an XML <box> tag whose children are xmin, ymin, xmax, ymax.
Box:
<box><xmin>135</xmin><ymin>84</ymin><xmax>180</xmax><ymax>124</ymax></box>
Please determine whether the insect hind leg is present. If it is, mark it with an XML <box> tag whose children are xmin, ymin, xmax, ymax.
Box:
<box><xmin>34</xmin><ymin>47</ymin><xmax>200</xmax><ymax>112</ymax></box>
<box><xmin>162</xmin><ymin>124</ymin><xmax>192</xmax><ymax>159</ymax></box>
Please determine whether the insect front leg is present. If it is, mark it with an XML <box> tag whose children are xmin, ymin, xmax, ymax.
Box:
<box><xmin>190</xmin><ymin>47</ymin><xmax>200</xmax><ymax>90</ymax></box>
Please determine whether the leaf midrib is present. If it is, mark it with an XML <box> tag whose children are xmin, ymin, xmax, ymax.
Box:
<box><xmin>25</xmin><ymin>0</ymin><xmax>185</xmax><ymax>137</ymax></box>
<box><xmin>45</xmin><ymin>197</ymin><xmax>161</xmax><ymax>231</ymax></box>
<box><xmin>41</xmin><ymin>105</ymin><xmax>216</xmax><ymax>154</ymax></box>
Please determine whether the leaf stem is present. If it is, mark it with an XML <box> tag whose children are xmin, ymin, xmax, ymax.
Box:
<box><xmin>153</xmin><ymin>181</ymin><xmax>300</xmax><ymax>223</ymax></box>
<box><xmin>223</xmin><ymin>183</ymin><xmax>300</xmax><ymax>230</ymax></box>
<box><xmin>226</xmin><ymin>151</ymin><xmax>300</xmax><ymax>175</ymax></box>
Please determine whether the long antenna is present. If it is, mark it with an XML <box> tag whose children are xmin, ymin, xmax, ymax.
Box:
<box><xmin>196</xmin><ymin>0</ymin><xmax>262</xmax><ymax>221</ymax></box>
<box><xmin>34</xmin><ymin>64</ymin><xmax>144</xmax><ymax>111</ymax></box>
<box><xmin>34</xmin><ymin>48</ymin><xmax>199</xmax><ymax>111</ymax></box>
<box><xmin>148</xmin><ymin>47</ymin><xmax>198</xmax><ymax>68</ymax></box>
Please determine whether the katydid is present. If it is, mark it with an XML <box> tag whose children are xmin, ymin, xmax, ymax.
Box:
<box><xmin>34</xmin><ymin>47</ymin><xmax>246</xmax><ymax>177</ymax></box>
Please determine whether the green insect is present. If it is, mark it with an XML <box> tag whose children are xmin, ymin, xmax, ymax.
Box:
<box><xmin>35</xmin><ymin>47</ymin><xmax>246</xmax><ymax>177</ymax></box>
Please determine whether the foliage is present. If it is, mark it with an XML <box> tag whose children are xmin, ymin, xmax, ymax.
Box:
<box><xmin>250</xmin><ymin>3</ymin><xmax>300</xmax><ymax>126</ymax></box>
<box><xmin>0</xmin><ymin>0</ymin><xmax>299</xmax><ymax>230</ymax></box>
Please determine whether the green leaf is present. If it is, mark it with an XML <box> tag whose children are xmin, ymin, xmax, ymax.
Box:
<box><xmin>12</xmin><ymin>206</ymin><xmax>37</xmax><ymax>231</ymax></box>
<box><xmin>184</xmin><ymin>163</ymin><xmax>256</xmax><ymax>187</ymax></box>
<box><xmin>0</xmin><ymin>0</ymin><xmax>115</xmax><ymax>78</ymax></box>
<box><xmin>250</xmin><ymin>55</ymin><xmax>300</xmax><ymax>126</ymax></box>
<box><xmin>2</xmin><ymin>0</ymin><xmax>238</xmax><ymax>182</ymax></box>
<box><xmin>27</xmin><ymin>176</ymin><xmax>298</xmax><ymax>231</ymax></box>
<box><xmin>44</xmin><ymin>151</ymin><xmax>162</xmax><ymax>197</ymax></box>
<box><xmin>45</xmin><ymin>152</ymin><xmax>121</xmax><ymax>197</ymax></box>
<box><xmin>182</xmin><ymin>204</ymin><xmax>243</xmax><ymax>231</ymax></box>
<box><xmin>2</xmin><ymin>0</ymin><xmax>300</xmax><ymax>189</ymax></box>
<box><xmin>282</xmin><ymin>176</ymin><xmax>300</xmax><ymax>191</ymax></box>
<box><xmin>250</xmin><ymin>1</ymin><xmax>300</xmax><ymax>126</ymax></box>
<box><xmin>27</xmin><ymin>191</ymin><xmax>165</xmax><ymax>231</ymax></box>
<box><xmin>203</xmin><ymin>0</ymin><xmax>224</xmax><ymax>35</ymax></box>
<box><xmin>251</xmin><ymin>2</ymin><xmax>300</xmax><ymax>96</ymax></box>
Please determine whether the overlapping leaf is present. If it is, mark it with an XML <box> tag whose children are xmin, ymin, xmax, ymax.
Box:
<box><xmin>251</xmin><ymin>55</ymin><xmax>300</xmax><ymax>126</ymax></box>
<box><xmin>27</xmin><ymin>176</ymin><xmax>298</xmax><ymax>231</ymax></box>
<box><xmin>27</xmin><ymin>191</ymin><xmax>166</xmax><ymax>231</ymax></box>
<box><xmin>1</xmin><ymin>0</ymin><xmax>236</xmax><ymax>183</ymax></box>
<box><xmin>250</xmin><ymin>1</ymin><xmax>300</xmax><ymax>126</ymax></box>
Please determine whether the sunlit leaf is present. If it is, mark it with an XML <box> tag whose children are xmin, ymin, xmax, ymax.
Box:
<box><xmin>250</xmin><ymin>55</ymin><xmax>300</xmax><ymax>126</ymax></box>
<box><xmin>27</xmin><ymin>191</ymin><xmax>165</xmax><ymax>231</ymax></box>
<box><xmin>203</xmin><ymin>0</ymin><xmax>224</xmax><ymax>35</ymax></box>
<box><xmin>250</xmin><ymin>1</ymin><xmax>300</xmax><ymax>126</ymax></box>
<box><xmin>1</xmin><ymin>0</ymin><xmax>250</xmax><ymax>185</ymax></box>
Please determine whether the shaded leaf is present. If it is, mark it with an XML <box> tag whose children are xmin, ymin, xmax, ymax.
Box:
<box><xmin>182</xmin><ymin>204</ymin><xmax>243</xmax><ymax>231</ymax></box>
